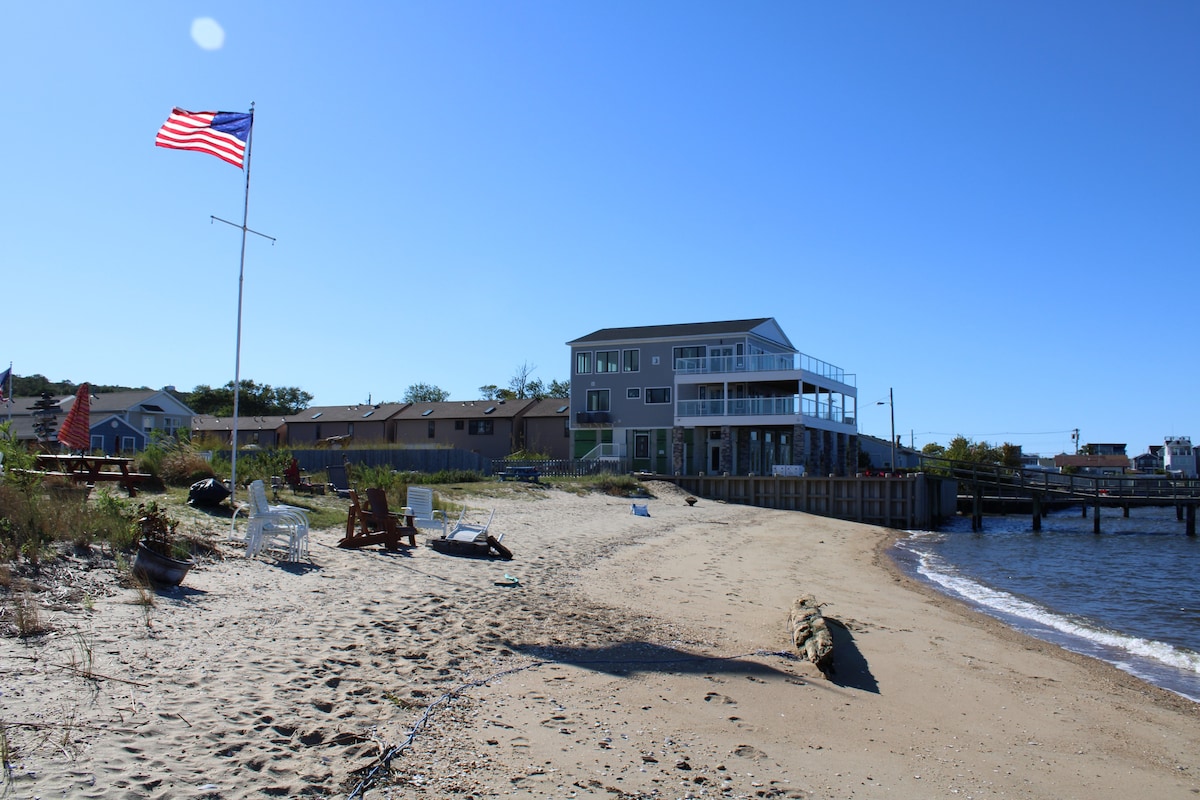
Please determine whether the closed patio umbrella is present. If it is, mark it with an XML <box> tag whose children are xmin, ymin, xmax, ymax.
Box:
<box><xmin>57</xmin><ymin>383</ymin><xmax>91</xmax><ymax>452</ymax></box>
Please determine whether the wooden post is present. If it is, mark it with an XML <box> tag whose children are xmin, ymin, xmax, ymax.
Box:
<box><xmin>1031</xmin><ymin>493</ymin><xmax>1041</xmax><ymax>532</ymax></box>
<box><xmin>1123</xmin><ymin>503</ymin><xmax>1130</xmax><ymax>518</ymax></box>
<box><xmin>972</xmin><ymin>485</ymin><xmax>983</xmax><ymax>532</ymax></box>
<box><xmin>1093</xmin><ymin>501</ymin><xmax>1101</xmax><ymax>534</ymax></box>
<box><xmin>1187</xmin><ymin>504</ymin><xmax>1196</xmax><ymax>537</ymax></box>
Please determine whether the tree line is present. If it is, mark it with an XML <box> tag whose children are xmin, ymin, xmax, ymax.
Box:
<box><xmin>6</xmin><ymin>361</ymin><xmax>569</xmax><ymax>418</ymax></box>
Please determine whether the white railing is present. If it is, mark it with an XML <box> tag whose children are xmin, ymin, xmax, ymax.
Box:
<box><xmin>674</xmin><ymin>352</ymin><xmax>850</xmax><ymax>384</ymax></box>
<box><xmin>577</xmin><ymin>442</ymin><xmax>625</xmax><ymax>461</ymax></box>
<box><xmin>675</xmin><ymin>397</ymin><xmax>850</xmax><ymax>423</ymax></box>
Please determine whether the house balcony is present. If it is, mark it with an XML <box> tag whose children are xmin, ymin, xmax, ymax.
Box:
<box><xmin>674</xmin><ymin>353</ymin><xmax>855</xmax><ymax>388</ymax></box>
<box><xmin>674</xmin><ymin>397</ymin><xmax>854</xmax><ymax>430</ymax></box>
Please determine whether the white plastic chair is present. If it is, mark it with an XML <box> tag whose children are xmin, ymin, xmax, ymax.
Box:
<box><xmin>245</xmin><ymin>479</ymin><xmax>309</xmax><ymax>561</ymax></box>
<box><xmin>405</xmin><ymin>486</ymin><xmax>447</xmax><ymax>536</ymax></box>
<box><xmin>445</xmin><ymin>508</ymin><xmax>496</xmax><ymax>544</ymax></box>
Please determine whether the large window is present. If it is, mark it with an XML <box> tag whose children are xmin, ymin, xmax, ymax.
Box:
<box><xmin>596</xmin><ymin>350</ymin><xmax>619</xmax><ymax>373</ymax></box>
<box><xmin>586</xmin><ymin>389</ymin><xmax>610</xmax><ymax>412</ymax></box>
<box><xmin>623</xmin><ymin>349</ymin><xmax>640</xmax><ymax>372</ymax></box>
<box><xmin>468</xmin><ymin>420</ymin><xmax>494</xmax><ymax>435</ymax></box>
<box><xmin>646</xmin><ymin>387</ymin><xmax>671</xmax><ymax>404</ymax></box>
<box><xmin>672</xmin><ymin>345</ymin><xmax>705</xmax><ymax>367</ymax></box>
<box><xmin>575</xmin><ymin>351</ymin><xmax>592</xmax><ymax>374</ymax></box>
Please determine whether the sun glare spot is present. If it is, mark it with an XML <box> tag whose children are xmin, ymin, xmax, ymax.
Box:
<box><xmin>191</xmin><ymin>17</ymin><xmax>226</xmax><ymax>51</ymax></box>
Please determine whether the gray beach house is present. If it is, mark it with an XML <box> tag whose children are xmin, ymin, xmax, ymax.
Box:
<box><xmin>567</xmin><ymin>318</ymin><xmax>858</xmax><ymax>476</ymax></box>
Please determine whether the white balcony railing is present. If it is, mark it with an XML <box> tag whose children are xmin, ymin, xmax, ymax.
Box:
<box><xmin>675</xmin><ymin>397</ymin><xmax>851</xmax><ymax>423</ymax></box>
<box><xmin>674</xmin><ymin>352</ymin><xmax>852</xmax><ymax>384</ymax></box>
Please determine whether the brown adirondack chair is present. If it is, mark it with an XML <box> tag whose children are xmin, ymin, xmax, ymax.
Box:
<box><xmin>337</xmin><ymin>488</ymin><xmax>417</xmax><ymax>550</ymax></box>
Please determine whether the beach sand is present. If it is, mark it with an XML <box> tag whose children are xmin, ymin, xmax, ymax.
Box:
<box><xmin>2</xmin><ymin>481</ymin><xmax>1197</xmax><ymax>799</ymax></box>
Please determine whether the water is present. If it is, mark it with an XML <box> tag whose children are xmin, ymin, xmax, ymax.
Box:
<box><xmin>891</xmin><ymin>504</ymin><xmax>1200</xmax><ymax>702</ymax></box>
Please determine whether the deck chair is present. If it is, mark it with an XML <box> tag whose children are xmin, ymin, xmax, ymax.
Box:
<box><xmin>431</xmin><ymin>508</ymin><xmax>511</xmax><ymax>559</ymax></box>
<box><xmin>405</xmin><ymin>486</ymin><xmax>447</xmax><ymax>536</ymax></box>
<box><xmin>344</xmin><ymin>487</ymin><xmax>417</xmax><ymax>549</ymax></box>
<box><xmin>245</xmin><ymin>479</ymin><xmax>309</xmax><ymax>561</ymax></box>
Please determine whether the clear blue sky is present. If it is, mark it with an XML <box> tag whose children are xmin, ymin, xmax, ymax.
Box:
<box><xmin>3</xmin><ymin>2</ymin><xmax>1196</xmax><ymax>457</ymax></box>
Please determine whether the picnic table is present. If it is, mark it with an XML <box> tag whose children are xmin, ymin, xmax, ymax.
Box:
<box><xmin>33</xmin><ymin>454</ymin><xmax>152</xmax><ymax>496</ymax></box>
<box><xmin>497</xmin><ymin>466</ymin><xmax>540</xmax><ymax>483</ymax></box>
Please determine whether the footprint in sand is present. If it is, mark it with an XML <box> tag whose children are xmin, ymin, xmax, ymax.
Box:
<box><xmin>704</xmin><ymin>692</ymin><xmax>737</xmax><ymax>705</ymax></box>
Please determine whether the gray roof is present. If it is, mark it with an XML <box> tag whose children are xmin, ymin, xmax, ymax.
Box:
<box><xmin>567</xmin><ymin>318</ymin><xmax>779</xmax><ymax>346</ymax></box>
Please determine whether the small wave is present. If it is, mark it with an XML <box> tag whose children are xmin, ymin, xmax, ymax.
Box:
<box><xmin>895</xmin><ymin>536</ymin><xmax>1200</xmax><ymax>700</ymax></box>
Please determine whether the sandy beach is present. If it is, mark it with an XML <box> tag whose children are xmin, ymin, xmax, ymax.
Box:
<box><xmin>2</xmin><ymin>480</ymin><xmax>1197</xmax><ymax>799</ymax></box>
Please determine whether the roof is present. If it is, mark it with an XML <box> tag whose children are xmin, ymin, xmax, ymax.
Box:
<box><xmin>567</xmin><ymin>318</ymin><xmax>791</xmax><ymax>348</ymax></box>
<box><xmin>521</xmin><ymin>398</ymin><xmax>572</xmax><ymax>418</ymax></box>
<box><xmin>285</xmin><ymin>403</ymin><xmax>409</xmax><ymax>424</ymax></box>
<box><xmin>192</xmin><ymin>415</ymin><xmax>288</xmax><ymax>432</ymax></box>
<box><xmin>394</xmin><ymin>399</ymin><xmax>535</xmax><ymax>421</ymax></box>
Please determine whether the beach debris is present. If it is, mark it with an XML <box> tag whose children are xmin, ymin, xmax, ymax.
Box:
<box><xmin>631</xmin><ymin>503</ymin><xmax>650</xmax><ymax>516</ymax></box>
<box><xmin>494</xmin><ymin>573</ymin><xmax>521</xmax><ymax>587</ymax></box>
<box><xmin>788</xmin><ymin>594</ymin><xmax>834</xmax><ymax>675</ymax></box>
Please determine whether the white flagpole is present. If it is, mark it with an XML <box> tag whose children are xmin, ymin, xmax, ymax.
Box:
<box><xmin>228</xmin><ymin>104</ymin><xmax>254</xmax><ymax>524</ymax></box>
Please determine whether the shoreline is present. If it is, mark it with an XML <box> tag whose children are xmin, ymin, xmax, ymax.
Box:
<box><xmin>875</xmin><ymin>529</ymin><xmax>1200</xmax><ymax>714</ymax></box>
<box><xmin>2</xmin><ymin>482</ymin><xmax>1197</xmax><ymax>799</ymax></box>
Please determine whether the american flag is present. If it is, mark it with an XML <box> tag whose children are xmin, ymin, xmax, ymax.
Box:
<box><xmin>0</xmin><ymin>367</ymin><xmax>9</xmax><ymax>402</ymax></box>
<box><xmin>156</xmin><ymin>108</ymin><xmax>252</xmax><ymax>169</ymax></box>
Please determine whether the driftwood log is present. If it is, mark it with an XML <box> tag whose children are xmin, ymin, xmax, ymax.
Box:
<box><xmin>789</xmin><ymin>594</ymin><xmax>834</xmax><ymax>674</ymax></box>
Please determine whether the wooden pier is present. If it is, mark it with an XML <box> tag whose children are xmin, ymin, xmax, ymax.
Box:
<box><xmin>936</xmin><ymin>459</ymin><xmax>1200</xmax><ymax>535</ymax></box>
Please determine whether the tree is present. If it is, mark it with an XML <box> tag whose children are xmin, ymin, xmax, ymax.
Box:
<box><xmin>478</xmin><ymin>384</ymin><xmax>501</xmax><ymax>400</ymax></box>
<box><xmin>404</xmin><ymin>383</ymin><xmax>450</xmax><ymax>403</ymax></box>
<box><xmin>508</xmin><ymin>362</ymin><xmax>537</xmax><ymax>399</ymax></box>
<box><xmin>546</xmin><ymin>378</ymin><xmax>570</xmax><ymax>398</ymax></box>
<box><xmin>186</xmin><ymin>381</ymin><xmax>313</xmax><ymax>417</ymax></box>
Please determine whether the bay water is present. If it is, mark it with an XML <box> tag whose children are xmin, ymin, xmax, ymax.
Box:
<box><xmin>890</xmin><ymin>504</ymin><xmax>1200</xmax><ymax>702</ymax></box>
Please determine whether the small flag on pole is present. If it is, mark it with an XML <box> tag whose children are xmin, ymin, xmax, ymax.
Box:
<box><xmin>156</xmin><ymin>108</ymin><xmax>252</xmax><ymax>168</ymax></box>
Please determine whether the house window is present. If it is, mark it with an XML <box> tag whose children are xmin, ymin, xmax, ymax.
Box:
<box><xmin>564</xmin><ymin>419</ymin><xmax>570</xmax><ymax>437</ymax></box>
<box><xmin>623</xmin><ymin>349</ymin><xmax>640</xmax><ymax>372</ymax></box>
<box><xmin>455</xmin><ymin>420</ymin><xmax>464</xmax><ymax>430</ymax></box>
<box><xmin>586</xmin><ymin>389</ymin><xmax>610</xmax><ymax>412</ymax></box>
<box><xmin>469</xmin><ymin>420</ymin><xmax>494</xmax><ymax>435</ymax></box>
<box><xmin>646</xmin><ymin>387</ymin><xmax>671</xmax><ymax>404</ymax></box>
<box><xmin>428</xmin><ymin>421</ymin><xmax>435</xmax><ymax>438</ymax></box>
<box><xmin>673</xmin><ymin>346</ymin><xmax>705</xmax><ymax>367</ymax></box>
<box><xmin>121</xmin><ymin>435</ymin><xmax>136</xmax><ymax>452</ymax></box>
<box><xmin>596</xmin><ymin>350</ymin><xmax>619</xmax><ymax>373</ymax></box>
<box><xmin>627</xmin><ymin>387</ymin><xmax>641</xmax><ymax>399</ymax></box>
<box><xmin>576</xmin><ymin>351</ymin><xmax>592</xmax><ymax>374</ymax></box>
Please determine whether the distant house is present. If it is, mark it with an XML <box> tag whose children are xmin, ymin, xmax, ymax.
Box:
<box><xmin>1132</xmin><ymin>445</ymin><xmax>1163</xmax><ymax>473</ymax></box>
<box><xmin>390</xmin><ymin>400</ymin><xmax>534</xmax><ymax>461</ymax></box>
<box><xmin>515</xmin><ymin>398</ymin><xmax>572</xmax><ymax>460</ymax></box>
<box><xmin>284</xmin><ymin>403</ymin><xmax>409</xmax><ymax>447</ymax></box>
<box><xmin>1053</xmin><ymin>453</ymin><xmax>1130</xmax><ymax>475</ymax></box>
<box><xmin>857</xmin><ymin>433</ymin><xmax>921</xmax><ymax>472</ymax></box>
<box><xmin>1163</xmin><ymin>436</ymin><xmax>1196</xmax><ymax>478</ymax></box>
<box><xmin>566</xmin><ymin>318</ymin><xmax>858</xmax><ymax>476</ymax></box>
<box><xmin>3</xmin><ymin>389</ymin><xmax>195</xmax><ymax>454</ymax></box>
<box><xmin>191</xmin><ymin>415</ymin><xmax>288</xmax><ymax>448</ymax></box>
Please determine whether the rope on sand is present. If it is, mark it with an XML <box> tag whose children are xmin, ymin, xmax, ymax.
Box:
<box><xmin>346</xmin><ymin>648</ymin><xmax>799</xmax><ymax>799</ymax></box>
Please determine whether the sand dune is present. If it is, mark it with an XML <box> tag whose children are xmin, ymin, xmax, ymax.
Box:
<box><xmin>2</xmin><ymin>480</ymin><xmax>1196</xmax><ymax>799</ymax></box>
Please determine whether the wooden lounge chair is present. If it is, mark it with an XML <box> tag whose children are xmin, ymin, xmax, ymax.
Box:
<box><xmin>337</xmin><ymin>488</ymin><xmax>416</xmax><ymax>550</ymax></box>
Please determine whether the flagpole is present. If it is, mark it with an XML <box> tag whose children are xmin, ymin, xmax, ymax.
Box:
<box><xmin>227</xmin><ymin>103</ymin><xmax>256</xmax><ymax>534</ymax></box>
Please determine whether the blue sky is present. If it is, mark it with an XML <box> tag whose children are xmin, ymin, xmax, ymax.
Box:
<box><xmin>2</xmin><ymin>2</ymin><xmax>1196</xmax><ymax>457</ymax></box>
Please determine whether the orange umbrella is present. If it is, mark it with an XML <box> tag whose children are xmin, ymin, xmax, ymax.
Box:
<box><xmin>57</xmin><ymin>383</ymin><xmax>92</xmax><ymax>452</ymax></box>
